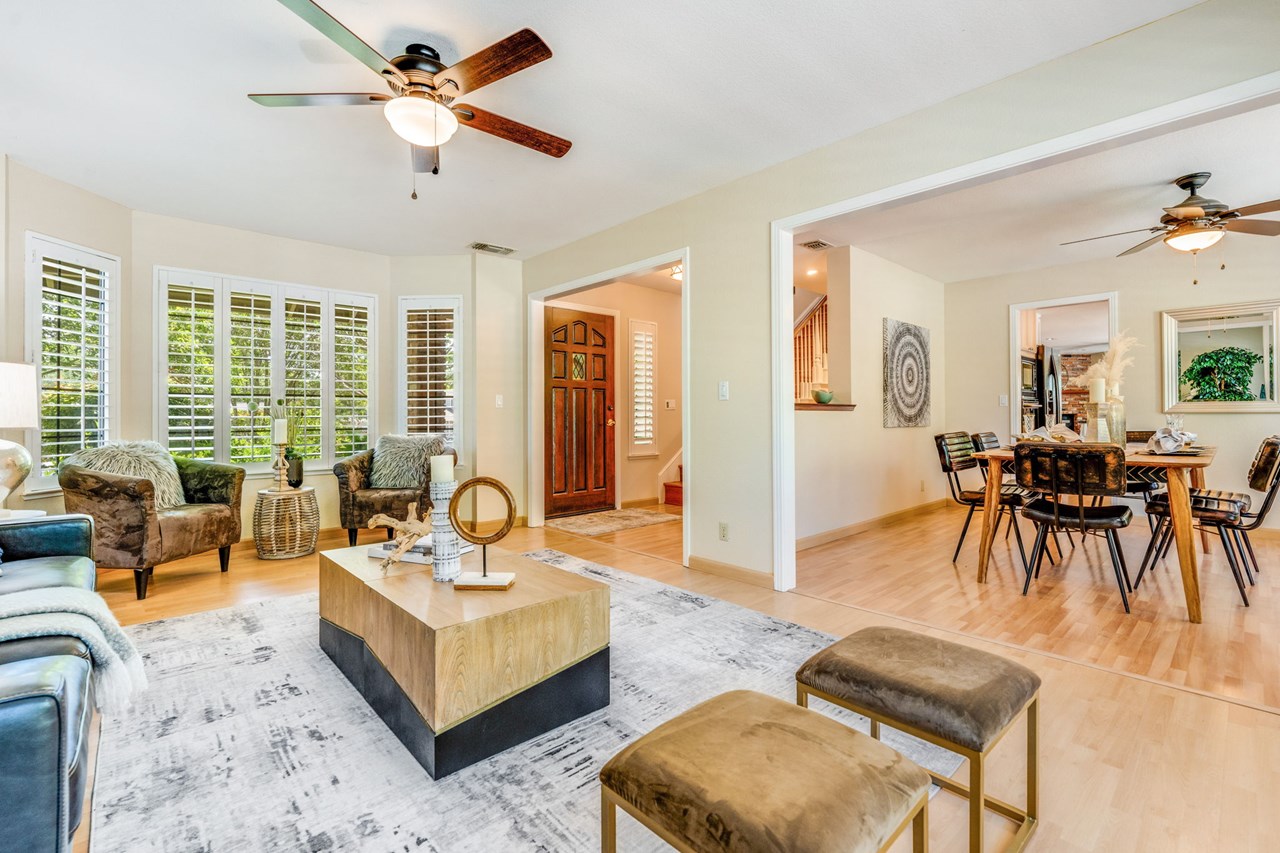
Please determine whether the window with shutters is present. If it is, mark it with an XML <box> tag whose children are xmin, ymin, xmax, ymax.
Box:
<box><xmin>24</xmin><ymin>235</ymin><xmax>120</xmax><ymax>490</ymax></box>
<box><xmin>157</xmin><ymin>268</ymin><xmax>376</xmax><ymax>472</ymax></box>
<box><xmin>629</xmin><ymin>319</ymin><xmax>658</xmax><ymax>457</ymax></box>
<box><xmin>399</xmin><ymin>296</ymin><xmax>461</xmax><ymax>448</ymax></box>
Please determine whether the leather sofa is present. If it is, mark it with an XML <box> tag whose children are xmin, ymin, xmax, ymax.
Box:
<box><xmin>333</xmin><ymin>446</ymin><xmax>457</xmax><ymax>546</ymax></box>
<box><xmin>59</xmin><ymin>456</ymin><xmax>245</xmax><ymax>599</ymax></box>
<box><xmin>0</xmin><ymin>515</ymin><xmax>99</xmax><ymax>853</ymax></box>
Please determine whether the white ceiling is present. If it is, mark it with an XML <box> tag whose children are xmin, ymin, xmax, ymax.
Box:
<box><xmin>1031</xmin><ymin>301</ymin><xmax>1110</xmax><ymax>351</ymax></box>
<box><xmin>0</xmin><ymin>0</ymin><xmax>1200</xmax><ymax>257</ymax></box>
<box><xmin>797</xmin><ymin>101</ymin><xmax>1280</xmax><ymax>283</ymax></box>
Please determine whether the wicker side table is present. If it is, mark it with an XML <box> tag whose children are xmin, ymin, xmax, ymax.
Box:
<box><xmin>254</xmin><ymin>486</ymin><xmax>319</xmax><ymax>559</ymax></box>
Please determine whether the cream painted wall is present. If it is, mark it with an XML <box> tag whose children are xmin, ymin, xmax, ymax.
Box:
<box><xmin>796</xmin><ymin>248</ymin><xmax>947</xmax><ymax>539</ymax></box>
<box><xmin>522</xmin><ymin>0</ymin><xmax>1280</xmax><ymax>578</ymax></box>
<box><xmin>472</xmin><ymin>254</ymin><xmax>528</xmax><ymax>520</ymax></box>
<box><xmin>946</xmin><ymin>236</ymin><xmax>1280</xmax><ymax>528</ymax></box>
<box><xmin>552</xmin><ymin>281</ymin><xmax>683</xmax><ymax>505</ymax></box>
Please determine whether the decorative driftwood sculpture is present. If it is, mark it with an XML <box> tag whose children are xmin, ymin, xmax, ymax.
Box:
<box><xmin>367</xmin><ymin>501</ymin><xmax>433</xmax><ymax>573</ymax></box>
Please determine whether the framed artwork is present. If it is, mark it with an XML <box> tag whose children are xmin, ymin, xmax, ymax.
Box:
<box><xmin>883</xmin><ymin>318</ymin><xmax>931</xmax><ymax>428</ymax></box>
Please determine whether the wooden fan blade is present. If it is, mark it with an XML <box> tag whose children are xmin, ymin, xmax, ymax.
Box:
<box><xmin>1118</xmin><ymin>234</ymin><xmax>1167</xmax><ymax>256</ymax></box>
<box><xmin>1232</xmin><ymin>199</ymin><xmax>1280</xmax><ymax>218</ymax></box>
<box><xmin>411</xmin><ymin>145</ymin><xmax>438</xmax><ymax>174</ymax></box>
<box><xmin>249</xmin><ymin>93</ymin><xmax>390</xmax><ymax>107</ymax></box>
<box><xmin>1225</xmin><ymin>218</ymin><xmax>1280</xmax><ymax>236</ymax></box>
<box><xmin>1059</xmin><ymin>227</ymin><xmax>1157</xmax><ymax>246</ymax></box>
<box><xmin>274</xmin><ymin>0</ymin><xmax>407</xmax><ymax>86</ymax></box>
<box><xmin>453</xmin><ymin>104</ymin><xmax>570</xmax><ymax>157</ymax></box>
<box><xmin>1163</xmin><ymin>205</ymin><xmax>1205</xmax><ymax>219</ymax></box>
<box><xmin>433</xmin><ymin>29</ymin><xmax>551</xmax><ymax>97</ymax></box>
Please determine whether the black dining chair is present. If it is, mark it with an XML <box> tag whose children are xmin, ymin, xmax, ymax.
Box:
<box><xmin>1137</xmin><ymin>491</ymin><xmax>1251</xmax><ymax>606</ymax></box>
<box><xmin>972</xmin><ymin>431</ymin><xmax>1071</xmax><ymax>560</ymax></box>
<box><xmin>1015</xmin><ymin>442</ymin><xmax>1135</xmax><ymax>613</ymax></box>
<box><xmin>935</xmin><ymin>432</ymin><xmax>1032</xmax><ymax>566</ymax></box>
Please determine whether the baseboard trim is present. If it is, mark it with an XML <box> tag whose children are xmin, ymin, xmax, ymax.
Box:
<box><xmin>620</xmin><ymin>498</ymin><xmax>659</xmax><ymax>509</ymax></box>
<box><xmin>796</xmin><ymin>499</ymin><xmax>949</xmax><ymax>552</ymax></box>
<box><xmin>687</xmin><ymin>556</ymin><xmax>774</xmax><ymax>589</ymax></box>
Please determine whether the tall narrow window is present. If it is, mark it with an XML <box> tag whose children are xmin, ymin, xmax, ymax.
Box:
<box><xmin>26</xmin><ymin>235</ymin><xmax>118</xmax><ymax>488</ymax></box>
<box><xmin>283</xmin><ymin>296</ymin><xmax>323</xmax><ymax>460</ymax></box>
<box><xmin>165</xmin><ymin>284</ymin><xmax>217</xmax><ymax>459</ymax></box>
<box><xmin>401</xmin><ymin>297</ymin><xmax>460</xmax><ymax>447</ymax></box>
<box><xmin>332</xmin><ymin>301</ymin><xmax>371</xmax><ymax>458</ymax></box>
<box><xmin>228</xmin><ymin>290</ymin><xmax>274</xmax><ymax>464</ymax></box>
<box><xmin>629</xmin><ymin>319</ymin><xmax>657</xmax><ymax>456</ymax></box>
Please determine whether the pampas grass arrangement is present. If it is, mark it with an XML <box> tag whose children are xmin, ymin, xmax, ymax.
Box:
<box><xmin>1070</xmin><ymin>333</ymin><xmax>1139</xmax><ymax>394</ymax></box>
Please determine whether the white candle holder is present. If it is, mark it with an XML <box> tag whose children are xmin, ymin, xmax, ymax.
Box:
<box><xmin>429</xmin><ymin>479</ymin><xmax>461</xmax><ymax>582</ymax></box>
<box><xmin>269</xmin><ymin>442</ymin><xmax>291</xmax><ymax>492</ymax></box>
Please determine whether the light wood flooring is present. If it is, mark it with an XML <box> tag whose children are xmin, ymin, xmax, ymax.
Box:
<box><xmin>79</xmin><ymin>508</ymin><xmax>1280</xmax><ymax>851</ymax></box>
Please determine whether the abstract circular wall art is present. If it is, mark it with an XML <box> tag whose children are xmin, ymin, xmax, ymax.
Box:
<box><xmin>883</xmin><ymin>318</ymin><xmax>931</xmax><ymax>428</ymax></box>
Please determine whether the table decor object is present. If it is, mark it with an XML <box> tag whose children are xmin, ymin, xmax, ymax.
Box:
<box><xmin>428</xmin><ymin>456</ymin><xmax>462</xmax><ymax>582</ymax></box>
<box><xmin>253</xmin><ymin>485</ymin><xmax>319</xmax><ymax>559</ymax></box>
<box><xmin>368</xmin><ymin>501</ymin><xmax>434</xmax><ymax>573</ymax></box>
<box><xmin>450</xmin><ymin>476</ymin><xmax>518</xmax><ymax>590</ymax></box>
<box><xmin>1070</xmin><ymin>334</ymin><xmax>1137</xmax><ymax>446</ymax></box>
<box><xmin>811</xmin><ymin>389</ymin><xmax>834</xmax><ymax>404</ymax></box>
<box><xmin>0</xmin><ymin>362</ymin><xmax>38</xmax><ymax>516</ymax></box>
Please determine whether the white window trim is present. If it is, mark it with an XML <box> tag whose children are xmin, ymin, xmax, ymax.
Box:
<box><xmin>23</xmin><ymin>232</ymin><xmax>122</xmax><ymax>495</ymax></box>
<box><xmin>628</xmin><ymin>318</ymin><xmax>659</xmax><ymax>459</ymax></box>
<box><xmin>397</xmin><ymin>295</ymin><xmax>464</xmax><ymax>453</ymax></box>
<box><xmin>153</xmin><ymin>266</ymin><xmax>378</xmax><ymax>473</ymax></box>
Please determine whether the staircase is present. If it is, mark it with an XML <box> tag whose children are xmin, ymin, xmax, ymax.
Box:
<box><xmin>663</xmin><ymin>464</ymin><xmax>683</xmax><ymax>506</ymax></box>
<box><xmin>794</xmin><ymin>296</ymin><xmax>828</xmax><ymax>401</ymax></box>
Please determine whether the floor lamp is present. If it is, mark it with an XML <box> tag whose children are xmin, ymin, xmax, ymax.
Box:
<box><xmin>0</xmin><ymin>362</ymin><xmax>38</xmax><ymax>517</ymax></box>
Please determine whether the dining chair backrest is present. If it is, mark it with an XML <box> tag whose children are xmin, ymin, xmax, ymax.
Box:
<box><xmin>935</xmin><ymin>432</ymin><xmax>978</xmax><ymax>475</ymax></box>
<box><xmin>1246</xmin><ymin>436</ymin><xmax>1280</xmax><ymax>492</ymax></box>
<box><xmin>1015</xmin><ymin>443</ymin><xmax>1127</xmax><ymax>530</ymax></box>
<box><xmin>971</xmin><ymin>432</ymin><xmax>1000</xmax><ymax>453</ymax></box>
<box><xmin>1126</xmin><ymin>430</ymin><xmax>1156</xmax><ymax>444</ymax></box>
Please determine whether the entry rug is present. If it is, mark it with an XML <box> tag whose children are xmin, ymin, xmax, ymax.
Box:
<box><xmin>544</xmin><ymin>507</ymin><xmax>680</xmax><ymax>536</ymax></box>
<box><xmin>92</xmin><ymin>551</ymin><xmax>963</xmax><ymax>852</ymax></box>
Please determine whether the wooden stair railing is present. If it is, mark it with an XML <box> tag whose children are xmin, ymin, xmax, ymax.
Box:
<box><xmin>794</xmin><ymin>296</ymin><xmax>828</xmax><ymax>402</ymax></box>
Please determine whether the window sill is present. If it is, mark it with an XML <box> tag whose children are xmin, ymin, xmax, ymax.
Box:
<box><xmin>23</xmin><ymin>485</ymin><xmax>62</xmax><ymax>501</ymax></box>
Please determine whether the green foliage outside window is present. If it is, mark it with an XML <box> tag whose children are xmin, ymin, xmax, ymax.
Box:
<box><xmin>1179</xmin><ymin>346</ymin><xmax>1264</xmax><ymax>401</ymax></box>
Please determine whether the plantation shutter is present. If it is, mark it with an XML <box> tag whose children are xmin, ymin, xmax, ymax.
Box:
<box><xmin>165</xmin><ymin>284</ymin><xmax>217</xmax><ymax>458</ymax></box>
<box><xmin>630</xmin><ymin>319</ymin><xmax>657</xmax><ymax>453</ymax></box>
<box><xmin>283</xmin><ymin>296</ymin><xmax>323</xmax><ymax>459</ymax></box>
<box><xmin>332</xmin><ymin>300</ymin><xmax>371</xmax><ymax>457</ymax></box>
<box><xmin>403</xmin><ymin>300</ymin><xmax>458</xmax><ymax>446</ymax></box>
<box><xmin>35</xmin><ymin>254</ymin><xmax>111</xmax><ymax>478</ymax></box>
<box><xmin>228</xmin><ymin>290</ymin><xmax>274</xmax><ymax>464</ymax></box>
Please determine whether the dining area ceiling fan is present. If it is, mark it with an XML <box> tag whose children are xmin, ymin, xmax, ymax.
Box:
<box><xmin>1062</xmin><ymin>172</ymin><xmax>1280</xmax><ymax>257</ymax></box>
<box><xmin>248</xmin><ymin>0</ymin><xmax>571</xmax><ymax>179</ymax></box>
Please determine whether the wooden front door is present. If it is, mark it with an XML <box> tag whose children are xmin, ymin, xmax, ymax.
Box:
<box><xmin>545</xmin><ymin>307</ymin><xmax>615</xmax><ymax>517</ymax></box>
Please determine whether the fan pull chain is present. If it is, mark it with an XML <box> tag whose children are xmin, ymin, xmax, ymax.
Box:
<box><xmin>1191</xmin><ymin>250</ymin><xmax>1199</xmax><ymax>285</ymax></box>
<box><xmin>411</xmin><ymin>171</ymin><xmax>418</xmax><ymax>201</ymax></box>
<box><xmin>1219</xmin><ymin>236</ymin><xmax>1227</xmax><ymax>271</ymax></box>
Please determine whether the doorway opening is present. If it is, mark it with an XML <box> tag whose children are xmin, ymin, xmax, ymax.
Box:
<box><xmin>527</xmin><ymin>251</ymin><xmax>690</xmax><ymax>566</ymax></box>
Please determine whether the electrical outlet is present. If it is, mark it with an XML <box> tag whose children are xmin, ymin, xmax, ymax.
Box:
<box><xmin>495</xmin><ymin>394</ymin><xmax>504</xmax><ymax>408</ymax></box>
<box><xmin>718</xmin><ymin>522</ymin><xmax>729</xmax><ymax>542</ymax></box>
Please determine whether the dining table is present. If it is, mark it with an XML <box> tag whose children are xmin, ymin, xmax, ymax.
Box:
<box><xmin>972</xmin><ymin>442</ymin><xmax>1216</xmax><ymax>623</ymax></box>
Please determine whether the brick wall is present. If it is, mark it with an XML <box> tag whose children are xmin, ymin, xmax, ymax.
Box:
<box><xmin>1060</xmin><ymin>353</ymin><xmax>1102</xmax><ymax>425</ymax></box>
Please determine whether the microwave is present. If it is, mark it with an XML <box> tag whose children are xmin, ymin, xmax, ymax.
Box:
<box><xmin>1020</xmin><ymin>357</ymin><xmax>1039</xmax><ymax>399</ymax></box>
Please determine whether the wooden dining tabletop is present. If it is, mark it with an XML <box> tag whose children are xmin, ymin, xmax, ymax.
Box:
<box><xmin>973</xmin><ymin>443</ymin><xmax>1217</xmax><ymax>623</ymax></box>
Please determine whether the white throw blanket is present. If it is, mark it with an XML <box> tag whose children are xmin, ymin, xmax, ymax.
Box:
<box><xmin>0</xmin><ymin>587</ymin><xmax>147</xmax><ymax>713</ymax></box>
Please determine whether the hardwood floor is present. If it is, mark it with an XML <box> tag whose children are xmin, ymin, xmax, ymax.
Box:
<box><xmin>80</xmin><ymin>509</ymin><xmax>1280</xmax><ymax>851</ymax></box>
<box><xmin>795</xmin><ymin>501</ymin><xmax>1280</xmax><ymax>712</ymax></box>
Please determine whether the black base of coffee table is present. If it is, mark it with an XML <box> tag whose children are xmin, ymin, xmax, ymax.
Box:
<box><xmin>320</xmin><ymin>618</ymin><xmax>610</xmax><ymax>779</ymax></box>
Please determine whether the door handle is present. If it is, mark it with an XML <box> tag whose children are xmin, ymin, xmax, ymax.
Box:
<box><xmin>607</xmin><ymin>419</ymin><xmax>616</xmax><ymax>427</ymax></box>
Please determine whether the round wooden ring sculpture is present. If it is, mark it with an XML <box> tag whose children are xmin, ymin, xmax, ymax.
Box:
<box><xmin>449</xmin><ymin>476</ymin><xmax>517</xmax><ymax>546</ymax></box>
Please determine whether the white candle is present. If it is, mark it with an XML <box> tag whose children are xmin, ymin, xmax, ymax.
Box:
<box><xmin>1088</xmin><ymin>379</ymin><xmax>1106</xmax><ymax>404</ymax></box>
<box><xmin>430</xmin><ymin>454</ymin><xmax>454</xmax><ymax>483</ymax></box>
<box><xmin>272</xmin><ymin>418</ymin><xmax>289</xmax><ymax>444</ymax></box>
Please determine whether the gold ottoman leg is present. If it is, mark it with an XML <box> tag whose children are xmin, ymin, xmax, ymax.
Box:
<box><xmin>913</xmin><ymin>795</ymin><xmax>929</xmax><ymax>853</ymax></box>
<box><xmin>969</xmin><ymin>753</ymin><xmax>984</xmax><ymax>853</ymax></box>
<box><xmin>1027</xmin><ymin>696</ymin><xmax>1039</xmax><ymax>824</ymax></box>
<box><xmin>601</xmin><ymin>786</ymin><xmax>616</xmax><ymax>853</ymax></box>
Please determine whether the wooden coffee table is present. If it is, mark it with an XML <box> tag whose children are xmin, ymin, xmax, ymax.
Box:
<box><xmin>318</xmin><ymin>545</ymin><xmax>610</xmax><ymax>779</ymax></box>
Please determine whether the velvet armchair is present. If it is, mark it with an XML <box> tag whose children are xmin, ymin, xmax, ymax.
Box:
<box><xmin>333</xmin><ymin>446</ymin><xmax>457</xmax><ymax>546</ymax></box>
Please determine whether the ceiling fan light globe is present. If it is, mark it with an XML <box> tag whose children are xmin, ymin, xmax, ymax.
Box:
<box><xmin>1164</xmin><ymin>226</ymin><xmax>1225</xmax><ymax>253</ymax></box>
<box><xmin>383</xmin><ymin>95</ymin><xmax>459</xmax><ymax>147</ymax></box>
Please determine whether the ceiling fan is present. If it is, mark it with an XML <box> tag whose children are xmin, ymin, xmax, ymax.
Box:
<box><xmin>1062</xmin><ymin>172</ymin><xmax>1280</xmax><ymax>256</ymax></box>
<box><xmin>248</xmin><ymin>0</ymin><xmax>571</xmax><ymax>178</ymax></box>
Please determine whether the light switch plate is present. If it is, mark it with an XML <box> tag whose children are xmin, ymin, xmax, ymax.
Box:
<box><xmin>495</xmin><ymin>394</ymin><xmax>504</xmax><ymax>408</ymax></box>
<box><xmin>717</xmin><ymin>381</ymin><xmax>729</xmax><ymax>401</ymax></box>
<box><xmin>998</xmin><ymin>394</ymin><xmax>1009</xmax><ymax>407</ymax></box>
<box><xmin>664</xmin><ymin>399</ymin><xmax>677</xmax><ymax>410</ymax></box>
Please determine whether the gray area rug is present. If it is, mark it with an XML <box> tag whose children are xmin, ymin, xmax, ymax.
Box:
<box><xmin>92</xmin><ymin>550</ymin><xmax>963</xmax><ymax>852</ymax></box>
<box><xmin>544</xmin><ymin>508</ymin><xmax>680</xmax><ymax>536</ymax></box>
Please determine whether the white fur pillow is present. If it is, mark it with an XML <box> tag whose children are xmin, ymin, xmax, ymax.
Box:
<box><xmin>370</xmin><ymin>434</ymin><xmax>445</xmax><ymax>489</ymax></box>
<box><xmin>63</xmin><ymin>441</ymin><xmax>186</xmax><ymax>509</ymax></box>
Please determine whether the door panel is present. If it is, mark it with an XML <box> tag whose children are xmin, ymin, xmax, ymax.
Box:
<box><xmin>546</xmin><ymin>307</ymin><xmax>615</xmax><ymax>517</ymax></box>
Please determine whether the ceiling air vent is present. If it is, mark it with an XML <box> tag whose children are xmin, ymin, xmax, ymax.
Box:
<box><xmin>468</xmin><ymin>242</ymin><xmax>516</xmax><ymax>256</ymax></box>
<box><xmin>799</xmin><ymin>239</ymin><xmax>834</xmax><ymax>251</ymax></box>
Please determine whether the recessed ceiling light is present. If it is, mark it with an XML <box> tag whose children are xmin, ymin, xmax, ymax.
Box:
<box><xmin>806</xmin><ymin>269</ymin><xmax>818</xmax><ymax>276</ymax></box>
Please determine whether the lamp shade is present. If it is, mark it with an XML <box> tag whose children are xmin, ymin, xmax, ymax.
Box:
<box><xmin>1164</xmin><ymin>225</ymin><xmax>1225</xmax><ymax>253</ymax></box>
<box><xmin>383</xmin><ymin>95</ymin><xmax>459</xmax><ymax>147</ymax></box>
<box><xmin>0</xmin><ymin>362</ymin><xmax>37</xmax><ymax>429</ymax></box>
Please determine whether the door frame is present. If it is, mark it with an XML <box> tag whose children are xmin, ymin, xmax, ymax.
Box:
<box><xmin>1007</xmin><ymin>292</ymin><xmax>1119</xmax><ymax>437</ymax></box>
<box><xmin>527</xmin><ymin>248</ymin><xmax>692</xmax><ymax>568</ymax></box>
<box><xmin>769</xmin><ymin>71</ymin><xmax>1280</xmax><ymax>592</ymax></box>
<box><xmin>542</xmin><ymin>300</ymin><xmax>622</xmax><ymax>517</ymax></box>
